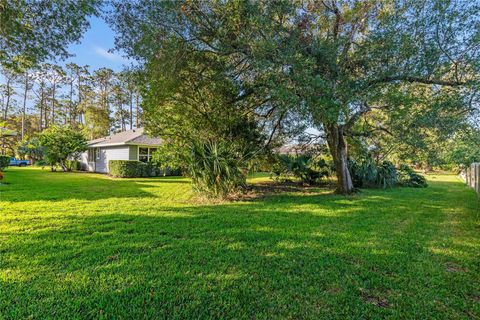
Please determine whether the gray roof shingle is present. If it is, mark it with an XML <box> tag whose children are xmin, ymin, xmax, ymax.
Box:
<box><xmin>87</xmin><ymin>128</ymin><xmax>161</xmax><ymax>147</ymax></box>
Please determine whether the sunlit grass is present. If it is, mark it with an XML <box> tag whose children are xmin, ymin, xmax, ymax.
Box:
<box><xmin>0</xmin><ymin>167</ymin><xmax>479</xmax><ymax>319</ymax></box>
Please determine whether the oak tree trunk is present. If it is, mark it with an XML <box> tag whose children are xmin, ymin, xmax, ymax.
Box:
<box><xmin>325</xmin><ymin>124</ymin><xmax>354</xmax><ymax>194</ymax></box>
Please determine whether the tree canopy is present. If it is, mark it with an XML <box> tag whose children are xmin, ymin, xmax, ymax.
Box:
<box><xmin>37</xmin><ymin>126</ymin><xmax>87</xmax><ymax>171</ymax></box>
<box><xmin>0</xmin><ymin>0</ymin><xmax>101</xmax><ymax>69</ymax></box>
<box><xmin>110</xmin><ymin>0</ymin><xmax>480</xmax><ymax>194</ymax></box>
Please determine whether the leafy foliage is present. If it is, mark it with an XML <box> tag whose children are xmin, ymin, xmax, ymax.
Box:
<box><xmin>188</xmin><ymin>140</ymin><xmax>248</xmax><ymax>198</ymax></box>
<box><xmin>0</xmin><ymin>155</ymin><xmax>10</xmax><ymax>171</ymax></box>
<box><xmin>37</xmin><ymin>126</ymin><xmax>87</xmax><ymax>171</ymax></box>
<box><xmin>349</xmin><ymin>160</ymin><xmax>398</xmax><ymax>189</ymax></box>
<box><xmin>0</xmin><ymin>0</ymin><xmax>100</xmax><ymax>69</ymax></box>
<box><xmin>271</xmin><ymin>154</ymin><xmax>331</xmax><ymax>185</ymax></box>
<box><xmin>109</xmin><ymin>160</ymin><xmax>163</xmax><ymax>178</ymax></box>
<box><xmin>445</xmin><ymin>129</ymin><xmax>480</xmax><ymax>168</ymax></box>
<box><xmin>398</xmin><ymin>164</ymin><xmax>428</xmax><ymax>188</ymax></box>
<box><xmin>110</xmin><ymin>0</ymin><xmax>480</xmax><ymax>195</ymax></box>
<box><xmin>17</xmin><ymin>137</ymin><xmax>44</xmax><ymax>161</ymax></box>
<box><xmin>350</xmin><ymin>160</ymin><xmax>428</xmax><ymax>189</ymax></box>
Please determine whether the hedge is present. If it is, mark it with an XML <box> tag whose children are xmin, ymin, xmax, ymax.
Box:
<box><xmin>109</xmin><ymin>160</ymin><xmax>163</xmax><ymax>178</ymax></box>
<box><xmin>0</xmin><ymin>155</ymin><xmax>10</xmax><ymax>171</ymax></box>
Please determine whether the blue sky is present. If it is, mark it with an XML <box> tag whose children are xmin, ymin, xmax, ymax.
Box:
<box><xmin>62</xmin><ymin>16</ymin><xmax>131</xmax><ymax>72</ymax></box>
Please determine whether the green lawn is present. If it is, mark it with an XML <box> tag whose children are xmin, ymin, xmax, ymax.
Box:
<box><xmin>0</xmin><ymin>167</ymin><xmax>479</xmax><ymax>319</ymax></box>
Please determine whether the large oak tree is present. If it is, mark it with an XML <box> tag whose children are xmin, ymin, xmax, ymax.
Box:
<box><xmin>111</xmin><ymin>0</ymin><xmax>479</xmax><ymax>193</ymax></box>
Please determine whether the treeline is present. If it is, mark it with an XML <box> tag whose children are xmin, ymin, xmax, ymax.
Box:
<box><xmin>0</xmin><ymin>63</ymin><xmax>142</xmax><ymax>153</ymax></box>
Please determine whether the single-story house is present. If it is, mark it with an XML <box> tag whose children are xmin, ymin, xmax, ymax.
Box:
<box><xmin>80</xmin><ymin>128</ymin><xmax>161</xmax><ymax>173</ymax></box>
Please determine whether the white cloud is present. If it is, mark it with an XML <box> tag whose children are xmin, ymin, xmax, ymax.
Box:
<box><xmin>94</xmin><ymin>46</ymin><xmax>129</xmax><ymax>62</ymax></box>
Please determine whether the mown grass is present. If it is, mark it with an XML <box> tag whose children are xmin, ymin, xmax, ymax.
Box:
<box><xmin>0</xmin><ymin>167</ymin><xmax>479</xmax><ymax>319</ymax></box>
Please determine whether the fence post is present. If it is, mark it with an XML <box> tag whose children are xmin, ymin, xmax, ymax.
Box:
<box><xmin>464</xmin><ymin>163</ymin><xmax>480</xmax><ymax>196</ymax></box>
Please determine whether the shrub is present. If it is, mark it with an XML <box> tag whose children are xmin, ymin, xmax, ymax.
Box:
<box><xmin>33</xmin><ymin>160</ymin><xmax>47</xmax><ymax>167</ymax></box>
<box><xmin>38</xmin><ymin>126</ymin><xmax>87</xmax><ymax>172</ymax></box>
<box><xmin>0</xmin><ymin>155</ymin><xmax>10</xmax><ymax>171</ymax></box>
<box><xmin>349</xmin><ymin>160</ymin><xmax>398</xmax><ymax>188</ymax></box>
<box><xmin>271</xmin><ymin>154</ymin><xmax>331</xmax><ymax>185</ymax></box>
<box><xmin>398</xmin><ymin>164</ymin><xmax>428</xmax><ymax>188</ymax></box>
<box><xmin>188</xmin><ymin>140</ymin><xmax>248</xmax><ymax>198</ymax></box>
<box><xmin>109</xmin><ymin>160</ymin><xmax>162</xmax><ymax>178</ymax></box>
<box><xmin>376</xmin><ymin>161</ymin><xmax>398</xmax><ymax>188</ymax></box>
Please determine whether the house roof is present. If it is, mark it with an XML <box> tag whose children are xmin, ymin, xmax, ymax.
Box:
<box><xmin>87</xmin><ymin>128</ymin><xmax>162</xmax><ymax>147</ymax></box>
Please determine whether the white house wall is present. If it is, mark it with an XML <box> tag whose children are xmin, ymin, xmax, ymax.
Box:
<box><xmin>79</xmin><ymin>145</ymin><xmax>131</xmax><ymax>173</ymax></box>
<box><xmin>103</xmin><ymin>146</ymin><xmax>131</xmax><ymax>173</ymax></box>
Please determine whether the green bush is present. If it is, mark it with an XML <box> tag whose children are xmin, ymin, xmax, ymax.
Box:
<box><xmin>109</xmin><ymin>160</ymin><xmax>162</xmax><ymax>178</ymax></box>
<box><xmin>271</xmin><ymin>154</ymin><xmax>331</xmax><ymax>185</ymax></box>
<box><xmin>376</xmin><ymin>161</ymin><xmax>399</xmax><ymax>188</ymax></box>
<box><xmin>188</xmin><ymin>140</ymin><xmax>248</xmax><ymax>198</ymax></box>
<box><xmin>38</xmin><ymin>126</ymin><xmax>87</xmax><ymax>172</ymax></box>
<box><xmin>349</xmin><ymin>160</ymin><xmax>398</xmax><ymax>188</ymax></box>
<box><xmin>349</xmin><ymin>161</ymin><xmax>428</xmax><ymax>189</ymax></box>
<box><xmin>0</xmin><ymin>155</ymin><xmax>10</xmax><ymax>171</ymax></box>
<box><xmin>398</xmin><ymin>164</ymin><xmax>428</xmax><ymax>188</ymax></box>
<box><xmin>33</xmin><ymin>160</ymin><xmax>47</xmax><ymax>167</ymax></box>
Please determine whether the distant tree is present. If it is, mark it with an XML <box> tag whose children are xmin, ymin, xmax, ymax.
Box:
<box><xmin>38</xmin><ymin>126</ymin><xmax>87</xmax><ymax>171</ymax></box>
<box><xmin>64</xmin><ymin>63</ymin><xmax>81</xmax><ymax>126</ymax></box>
<box><xmin>117</xmin><ymin>69</ymin><xmax>140</xmax><ymax>130</ymax></box>
<box><xmin>445</xmin><ymin>129</ymin><xmax>480</xmax><ymax>167</ymax></box>
<box><xmin>348</xmin><ymin>86</ymin><xmax>474</xmax><ymax>168</ymax></box>
<box><xmin>111</xmin><ymin>79</ymin><xmax>128</xmax><ymax>132</ymax></box>
<box><xmin>32</xmin><ymin>65</ymin><xmax>49</xmax><ymax>130</ymax></box>
<box><xmin>82</xmin><ymin>68</ymin><xmax>114</xmax><ymax>137</ymax></box>
<box><xmin>17</xmin><ymin>137</ymin><xmax>44</xmax><ymax>162</ymax></box>
<box><xmin>72</xmin><ymin>64</ymin><xmax>91</xmax><ymax>125</ymax></box>
<box><xmin>0</xmin><ymin>67</ymin><xmax>17</xmax><ymax>121</ymax></box>
<box><xmin>44</xmin><ymin>64</ymin><xmax>66</xmax><ymax>125</ymax></box>
<box><xmin>17</xmin><ymin>69</ymin><xmax>34</xmax><ymax>140</ymax></box>
<box><xmin>81</xmin><ymin>87</ymin><xmax>110</xmax><ymax>140</ymax></box>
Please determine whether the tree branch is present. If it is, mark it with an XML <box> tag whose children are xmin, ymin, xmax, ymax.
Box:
<box><xmin>344</xmin><ymin>103</ymin><xmax>371</xmax><ymax>130</ymax></box>
<box><xmin>369</xmin><ymin>76</ymin><xmax>467</xmax><ymax>87</ymax></box>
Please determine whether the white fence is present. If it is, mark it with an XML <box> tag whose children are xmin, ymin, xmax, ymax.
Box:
<box><xmin>463</xmin><ymin>163</ymin><xmax>480</xmax><ymax>196</ymax></box>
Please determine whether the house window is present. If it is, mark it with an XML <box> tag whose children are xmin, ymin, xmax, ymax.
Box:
<box><xmin>88</xmin><ymin>148</ymin><xmax>98</xmax><ymax>162</ymax></box>
<box><xmin>138</xmin><ymin>147</ymin><xmax>157</xmax><ymax>163</ymax></box>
